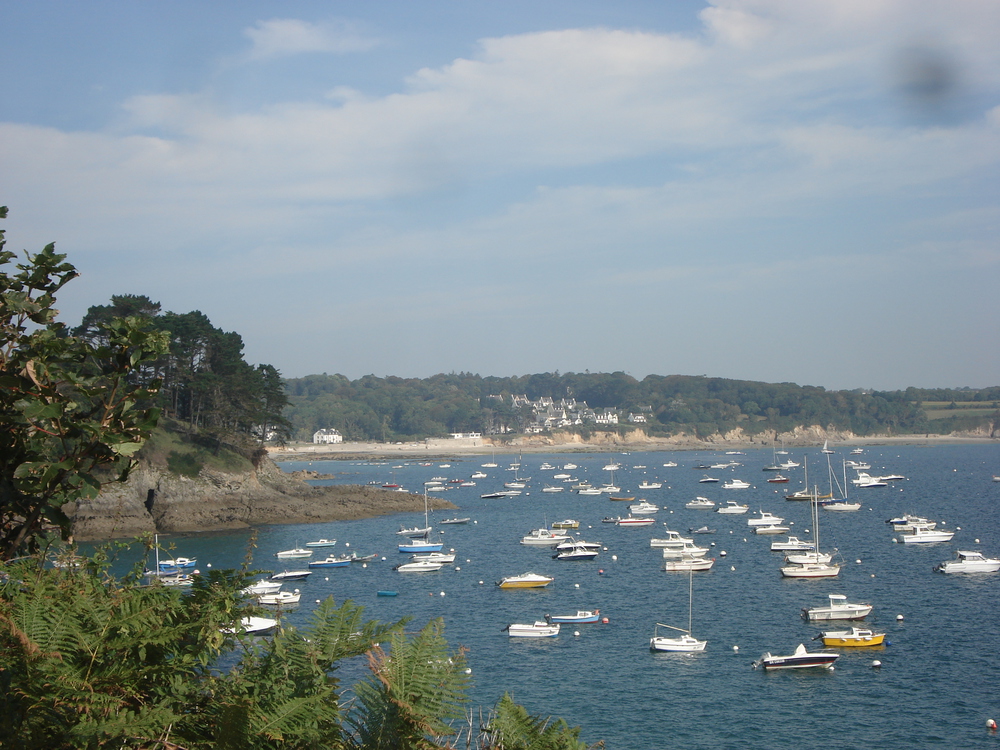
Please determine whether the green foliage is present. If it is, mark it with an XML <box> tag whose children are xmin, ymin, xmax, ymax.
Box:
<box><xmin>0</xmin><ymin>208</ymin><xmax>169</xmax><ymax>560</ymax></box>
<box><xmin>166</xmin><ymin>449</ymin><xmax>204</xmax><ymax>478</ymax></box>
<box><xmin>478</xmin><ymin>693</ymin><xmax>602</xmax><ymax>750</ymax></box>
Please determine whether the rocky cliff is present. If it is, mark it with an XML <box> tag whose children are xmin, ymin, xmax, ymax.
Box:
<box><xmin>69</xmin><ymin>459</ymin><xmax>454</xmax><ymax>542</ymax></box>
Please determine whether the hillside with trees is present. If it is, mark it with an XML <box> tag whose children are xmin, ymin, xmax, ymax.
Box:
<box><xmin>284</xmin><ymin>372</ymin><xmax>999</xmax><ymax>443</ymax></box>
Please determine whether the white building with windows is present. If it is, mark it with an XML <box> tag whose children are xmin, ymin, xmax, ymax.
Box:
<box><xmin>313</xmin><ymin>428</ymin><xmax>343</xmax><ymax>444</ymax></box>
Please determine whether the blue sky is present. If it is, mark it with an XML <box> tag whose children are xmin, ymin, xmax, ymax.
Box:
<box><xmin>2</xmin><ymin>0</ymin><xmax>998</xmax><ymax>390</ymax></box>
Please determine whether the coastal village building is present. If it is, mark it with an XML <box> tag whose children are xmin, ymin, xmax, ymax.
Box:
<box><xmin>312</xmin><ymin>428</ymin><xmax>344</xmax><ymax>444</ymax></box>
<box><xmin>485</xmin><ymin>394</ymin><xmax>624</xmax><ymax>433</ymax></box>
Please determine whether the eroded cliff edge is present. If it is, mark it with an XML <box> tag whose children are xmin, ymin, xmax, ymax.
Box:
<box><xmin>68</xmin><ymin>459</ymin><xmax>454</xmax><ymax>542</ymax></box>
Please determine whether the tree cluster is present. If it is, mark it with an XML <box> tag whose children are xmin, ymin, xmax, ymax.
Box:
<box><xmin>75</xmin><ymin>297</ymin><xmax>290</xmax><ymax>451</ymax></box>
<box><xmin>283</xmin><ymin>371</ymin><xmax>957</xmax><ymax>442</ymax></box>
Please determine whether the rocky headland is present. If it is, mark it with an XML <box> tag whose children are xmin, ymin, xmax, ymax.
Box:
<box><xmin>69</xmin><ymin>458</ymin><xmax>455</xmax><ymax>542</ymax></box>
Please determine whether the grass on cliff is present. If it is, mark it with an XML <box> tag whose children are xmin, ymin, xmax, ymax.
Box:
<box><xmin>139</xmin><ymin>420</ymin><xmax>255</xmax><ymax>476</ymax></box>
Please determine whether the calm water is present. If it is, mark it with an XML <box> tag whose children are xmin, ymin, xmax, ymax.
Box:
<box><xmin>106</xmin><ymin>444</ymin><xmax>1000</xmax><ymax>749</ymax></box>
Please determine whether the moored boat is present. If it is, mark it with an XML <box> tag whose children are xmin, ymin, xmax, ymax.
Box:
<box><xmin>308</xmin><ymin>555</ymin><xmax>352</xmax><ymax>568</ymax></box>
<box><xmin>900</xmin><ymin>525</ymin><xmax>955</xmax><ymax>544</ymax></box>
<box><xmin>935</xmin><ymin>549</ymin><xmax>1000</xmax><ymax>573</ymax></box>
<box><xmin>275</xmin><ymin>547</ymin><xmax>312</xmax><ymax>559</ymax></box>
<box><xmin>815</xmin><ymin>627</ymin><xmax>885</xmax><ymax>647</ymax></box>
<box><xmin>548</xmin><ymin>610</ymin><xmax>601</xmax><ymax>624</ymax></box>
<box><xmin>616</xmin><ymin>516</ymin><xmax>656</xmax><ymax>527</ymax></box>
<box><xmin>305</xmin><ymin>538</ymin><xmax>338</xmax><ymax>548</ymax></box>
<box><xmin>753</xmin><ymin>643</ymin><xmax>839</xmax><ymax>670</ymax></box>
<box><xmin>497</xmin><ymin>572</ymin><xmax>554</xmax><ymax>589</ymax></box>
<box><xmin>685</xmin><ymin>496</ymin><xmax>715</xmax><ymax>509</ymax></box>
<box><xmin>716</xmin><ymin>501</ymin><xmax>749</xmax><ymax>514</ymax></box>
<box><xmin>803</xmin><ymin>594</ymin><xmax>872</xmax><ymax>621</ymax></box>
<box><xmin>506</xmin><ymin>620</ymin><xmax>560</xmax><ymax>637</ymax></box>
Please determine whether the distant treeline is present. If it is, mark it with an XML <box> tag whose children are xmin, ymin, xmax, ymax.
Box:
<box><xmin>282</xmin><ymin>372</ymin><xmax>999</xmax><ymax>442</ymax></box>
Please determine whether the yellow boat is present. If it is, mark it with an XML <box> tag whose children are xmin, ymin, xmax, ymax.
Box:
<box><xmin>497</xmin><ymin>572</ymin><xmax>554</xmax><ymax>589</ymax></box>
<box><xmin>816</xmin><ymin>627</ymin><xmax>885</xmax><ymax>647</ymax></box>
<box><xmin>551</xmin><ymin>519</ymin><xmax>579</xmax><ymax>529</ymax></box>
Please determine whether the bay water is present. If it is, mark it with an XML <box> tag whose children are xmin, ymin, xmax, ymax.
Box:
<box><xmin>109</xmin><ymin>444</ymin><xmax>1000</xmax><ymax>749</ymax></box>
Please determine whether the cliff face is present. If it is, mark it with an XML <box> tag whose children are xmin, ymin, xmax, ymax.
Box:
<box><xmin>69</xmin><ymin>459</ymin><xmax>453</xmax><ymax>542</ymax></box>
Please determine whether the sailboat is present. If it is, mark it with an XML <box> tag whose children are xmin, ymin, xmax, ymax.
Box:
<box><xmin>650</xmin><ymin>569</ymin><xmax>706</xmax><ymax>652</ymax></box>
<box><xmin>481</xmin><ymin>449</ymin><xmax>498</xmax><ymax>468</ymax></box>
<box><xmin>398</xmin><ymin>486</ymin><xmax>443</xmax><ymax>553</ymax></box>
<box><xmin>821</xmin><ymin>440</ymin><xmax>834</xmax><ymax>454</ymax></box>
<box><xmin>780</xmin><ymin>467</ymin><xmax>840</xmax><ymax>578</ymax></box>
<box><xmin>822</xmin><ymin>460</ymin><xmax>861</xmax><ymax>511</ymax></box>
<box><xmin>785</xmin><ymin>457</ymin><xmax>832</xmax><ymax>502</ymax></box>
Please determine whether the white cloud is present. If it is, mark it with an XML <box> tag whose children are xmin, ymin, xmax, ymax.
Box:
<box><xmin>243</xmin><ymin>18</ymin><xmax>378</xmax><ymax>60</ymax></box>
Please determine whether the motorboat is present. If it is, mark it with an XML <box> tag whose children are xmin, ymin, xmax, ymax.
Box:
<box><xmin>689</xmin><ymin>526</ymin><xmax>716</xmax><ymax>534</ymax></box>
<box><xmin>900</xmin><ymin>525</ymin><xmax>955</xmax><ymax>544</ymax></box>
<box><xmin>398</xmin><ymin>537</ymin><xmax>445</xmax><ymax>553</ymax></box>
<box><xmin>608</xmin><ymin>495</ymin><xmax>635</xmax><ymax>502</ymax></box>
<box><xmin>471</xmin><ymin>471</ymin><xmax>487</xmax><ymax>479</ymax></box>
<box><xmin>935</xmin><ymin>550</ymin><xmax>1000</xmax><ymax>573</ymax></box>
<box><xmin>305</xmin><ymin>538</ymin><xmax>338</xmax><ymax>548</ymax></box>
<box><xmin>521</xmin><ymin>528</ymin><xmax>571</xmax><ymax>547</ymax></box>
<box><xmin>663</xmin><ymin>556</ymin><xmax>715</xmax><ymax>572</ymax></box>
<box><xmin>886</xmin><ymin>514</ymin><xmax>935</xmax><ymax>532</ymax></box>
<box><xmin>650</xmin><ymin>569</ymin><xmax>705</xmax><ymax>652</ymax></box>
<box><xmin>308</xmin><ymin>555</ymin><xmax>351</xmax><ymax>568</ymax></box>
<box><xmin>275</xmin><ymin>547</ymin><xmax>312</xmax><ymax>559</ymax></box>
<box><xmin>616</xmin><ymin>516</ymin><xmax>656</xmax><ymax>527</ymax></box>
<box><xmin>852</xmin><ymin>473</ymin><xmax>887</xmax><ymax>488</ymax></box>
<box><xmin>158</xmin><ymin>557</ymin><xmax>197</xmax><ymax>570</ymax></box>
<box><xmin>600</xmin><ymin>484</ymin><xmax>622</xmax><ymax>494</ymax></box>
<box><xmin>440</xmin><ymin>517</ymin><xmax>471</xmax><ymax>525</ymax></box>
<box><xmin>747</xmin><ymin>511</ymin><xmax>785</xmax><ymax>527</ymax></box>
<box><xmin>348</xmin><ymin>553</ymin><xmax>378</xmax><ymax>562</ymax></box>
<box><xmin>638</xmin><ymin>481</ymin><xmax>663</xmax><ymax>489</ymax></box>
<box><xmin>785</xmin><ymin>488</ymin><xmax>832</xmax><ymax>501</ymax></box>
<box><xmin>779</xmin><ymin>459</ymin><xmax>801</xmax><ymax>469</ymax></box>
<box><xmin>803</xmin><ymin>594</ymin><xmax>872</xmax><ymax>621</ymax></box>
<box><xmin>698</xmin><ymin>476</ymin><xmax>720</xmax><ymax>484</ymax></box>
<box><xmin>716</xmin><ymin>501</ymin><xmax>749</xmax><ymax>515</ymax></box>
<box><xmin>553</xmin><ymin>544</ymin><xmax>600</xmax><ymax>561</ymax></box>
<box><xmin>663</xmin><ymin>461</ymin><xmax>678</xmax><ymax>467</ymax></box>
<box><xmin>770</xmin><ymin>536</ymin><xmax>815</xmax><ymax>552</ymax></box>
<box><xmin>650</xmin><ymin>530</ymin><xmax>695</xmax><ymax>548</ymax></box>
<box><xmin>602</xmin><ymin>462</ymin><xmax>621</xmax><ymax>471</ymax></box>
<box><xmin>270</xmin><ymin>570</ymin><xmax>311</xmax><ymax>582</ymax></box>
<box><xmin>481</xmin><ymin>490</ymin><xmax>522</xmax><ymax>498</ymax></box>
<box><xmin>815</xmin><ymin>627</ymin><xmax>885</xmax><ymax>647</ymax></box>
<box><xmin>241</xmin><ymin>579</ymin><xmax>283</xmax><ymax>597</ymax></box>
<box><xmin>571</xmin><ymin>481</ymin><xmax>593</xmax><ymax>490</ymax></box>
<box><xmin>505</xmin><ymin>620</ymin><xmax>560</xmax><ymax>638</ymax></box>
<box><xmin>410</xmin><ymin>552</ymin><xmax>456</xmax><ymax>563</ymax></box>
<box><xmin>397</xmin><ymin>526</ymin><xmax>432</xmax><ymax>537</ymax></box>
<box><xmin>539</xmin><ymin>462</ymin><xmax>555</xmax><ymax>470</ymax></box>
<box><xmin>497</xmin><ymin>572</ymin><xmax>554</xmax><ymax>589</ymax></box>
<box><xmin>629</xmin><ymin>500</ymin><xmax>660</xmax><ymax>515</ymax></box>
<box><xmin>578</xmin><ymin>487</ymin><xmax>604</xmax><ymax>496</ymax></box>
<box><xmin>844</xmin><ymin>460</ymin><xmax>871</xmax><ymax>470</ymax></box>
<box><xmin>555</xmin><ymin>539</ymin><xmax>601</xmax><ymax>551</ymax></box>
<box><xmin>548</xmin><ymin>610</ymin><xmax>601</xmax><ymax>624</ymax></box>
<box><xmin>257</xmin><ymin>590</ymin><xmax>301</xmax><ymax>606</ymax></box>
<box><xmin>753</xmin><ymin>644</ymin><xmax>839</xmax><ymax>670</ymax></box>
<box><xmin>542</xmin><ymin>485</ymin><xmax>564</xmax><ymax>493</ymax></box>
<box><xmin>767</xmin><ymin>474</ymin><xmax>790</xmax><ymax>483</ymax></box>
<box><xmin>562</xmin><ymin>463</ymin><xmax>578</xmax><ymax>470</ymax></box>
<box><xmin>553</xmin><ymin>473</ymin><xmax>571</xmax><ymax>480</ymax></box>
<box><xmin>685</xmin><ymin>497</ymin><xmax>715</xmax><ymax>510</ymax></box>
<box><xmin>394</xmin><ymin>560</ymin><xmax>444</xmax><ymax>572</ymax></box>
<box><xmin>222</xmin><ymin>616</ymin><xmax>278</xmax><ymax>636</ymax></box>
<box><xmin>754</xmin><ymin>524</ymin><xmax>790</xmax><ymax>535</ymax></box>
<box><xmin>551</xmin><ymin>519</ymin><xmax>580</xmax><ymax>529</ymax></box>
<box><xmin>723</xmin><ymin>479</ymin><xmax>751</xmax><ymax>490</ymax></box>
<box><xmin>662</xmin><ymin>542</ymin><xmax>710</xmax><ymax>559</ymax></box>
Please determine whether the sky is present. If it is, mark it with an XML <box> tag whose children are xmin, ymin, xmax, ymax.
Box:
<box><xmin>2</xmin><ymin>0</ymin><xmax>998</xmax><ymax>392</ymax></box>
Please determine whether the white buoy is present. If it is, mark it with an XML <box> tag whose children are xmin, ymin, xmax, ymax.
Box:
<box><xmin>316</xmin><ymin>599</ymin><xmax>321</xmax><ymax>604</ymax></box>
<box><xmin>479</xmin><ymin>580</ymin><xmax>484</xmax><ymax>585</ymax></box>
<box><xmin>856</xmin><ymin>559</ymin><xmax>862</xmax><ymax>564</ymax></box>
<box><xmin>730</xmin><ymin>565</ymin><xmax>736</xmax><ymax>571</ymax></box>
<box><xmin>603</xmin><ymin>546</ymin><xmax>608</xmax><ymax>551</ymax></box>
<box><xmin>325</xmin><ymin>577</ymin><xmax>329</xmax><ymax>581</ymax></box>
<box><xmin>206</xmin><ymin>563</ymin><xmax>212</xmax><ymax>568</ymax></box>
<box><xmin>440</xmin><ymin>591</ymin><xmax>445</xmax><ymax>597</ymax></box>
<box><xmin>975</xmin><ymin>539</ymin><xmax>980</xmax><ymax>544</ymax></box>
<box><xmin>710</xmin><ymin>542</ymin><xmax>716</xmax><ymax>547</ymax></box>
<box><xmin>720</xmin><ymin>550</ymin><xmax>727</xmax><ymax>556</ymax></box>
<box><xmin>729</xmin><ymin>530</ymin><xmax>733</xmax><ymax>534</ymax></box>
<box><xmin>987</xmin><ymin>718</ymin><xmax>997</xmax><ymax>730</ymax></box>
<box><xmin>455</xmin><ymin>566</ymin><xmax>461</xmax><ymax>571</ymax></box>
<box><xmin>381</xmin><ymin>556</ymin><xmax>387</xmax><ymax>561</ymax></box>
<box><xmin>474</xmin><ymin>520</ymin><xmax>478</xmax><ymax>524</ymax></box>
<box><xmin>574</xmin><ymin>583</ymin><xmax>580</xmax><ymax>588</ymax></box>
<box><xmin>345</xmin><ymin>542</ymin><xmax>350</xmax><ymax>547</ymax></box>
<box><xmin>743</xmin><ymin>538</ymin><xmax>747</xmax><ymax>542</ymax></box>
<box><xmin>871</xmin><ymin>660</ymin><xmax>881</xmax><ymax>668</ymax></box>
<box><xmin>466</xmin><ymin>559</ymin><xmax>471</xmax><ymax>562</ymax></box>
<box><xmin>871</xmin><ymin>573</ymin><xmax>876</xmax><ymax>578</ymax></box>
<box><xmin>733</xmin><ymin>645</ymin><xmax>739</xmax><ymax>653</ymax></box>
<box><xmin>896</xmin><ymin>614</ymin><xmax>904</xmax><ymax>621</ymax></box>
<box><xmin>464</xmin><ymin>668</ymin><xmax>472</xmax><ymax>674</ymax></box>
<box><xmin>611</xmin><ymin>555</ymin><xmax>618</xmax><ymax>561</ymax></box>
<box><xmin>574</xmin><ymin>630</ymin><xmax>581</xmax><ymax>637</ymax></box>
<box><xmin>362</xmin><ymin>563</ymin><xmax>367</xmax><ymax>568</ymax></box>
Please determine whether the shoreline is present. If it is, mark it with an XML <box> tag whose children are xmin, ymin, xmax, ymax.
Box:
<box><xmin>268</xmin><ymin>433</ymin><xmax>997</xmax><ymax>462</ymax></box>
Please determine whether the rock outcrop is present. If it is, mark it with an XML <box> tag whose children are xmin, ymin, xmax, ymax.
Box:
<box><xmin>69</xmin><ymin>459</ymin><xmax>453</xmax><ymax>541</ymax></box>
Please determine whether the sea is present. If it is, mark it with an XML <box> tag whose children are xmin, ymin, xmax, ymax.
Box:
<box><xmin>99</xmin><ymin>444</ymin><xmax>1000</xmax><ymax>749</ymax></box>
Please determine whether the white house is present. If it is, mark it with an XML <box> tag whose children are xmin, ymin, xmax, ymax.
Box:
<box><xmin>313</xmin><ymin>428</ymin><xmax>343</xmax><ymax>444</ymax></box>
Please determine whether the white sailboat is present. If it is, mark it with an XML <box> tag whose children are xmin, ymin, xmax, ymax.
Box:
<box><xmin>398</xmin><ymin>485</ymin><xmax>443</xmax><ymax>553</ymax></box>
<box><xmin>781</xmin><ymin>460</ymin><xmax>840</xmax><ymax>579</ymax></box>
<box><xmin>650</xmin><ymin>569</ymin><xmax>706</xmax><ymax>652</ymax></box>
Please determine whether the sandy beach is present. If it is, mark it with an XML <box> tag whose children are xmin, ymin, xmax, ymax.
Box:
<box><xmin>268</xmin><ymin>431</ymin><xmax>996</xmax><ymax>462</ymax></box>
